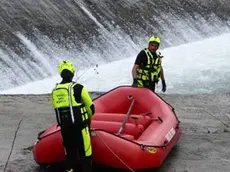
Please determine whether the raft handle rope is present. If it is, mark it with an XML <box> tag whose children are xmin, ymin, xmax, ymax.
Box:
<box><xmin>93</xmin><ymin>130</ymin><xmax>135</xmax><ymax>172</ymax></box>
<box><xmin>3</xmin><ymin>116</ymin><xmax>23</xmax><ymax>172</ymax></box>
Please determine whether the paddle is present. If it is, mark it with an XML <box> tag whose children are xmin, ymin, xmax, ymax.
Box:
<box><xmin>117</xmin><ymin>99</ymin><xmax>136</xmax><ymax>136</ymax></box>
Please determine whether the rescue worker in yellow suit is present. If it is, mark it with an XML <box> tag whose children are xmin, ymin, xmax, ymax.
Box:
<box><xmin>51</xmin><ymin>60</ymin><xmax>95</xmax><ymax>172</ymax></box>
<box><xmin>131</xmin><ymin>36</ymin><xmax>166</xmax><ymax>92</ymax></box>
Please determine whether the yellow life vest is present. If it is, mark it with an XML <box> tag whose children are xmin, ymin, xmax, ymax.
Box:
<box><xmin>52</xmin><ymin>82</ymin><xmax>92</xmax><ymax>156</ymax></box>
<box><xmin>51</xmin><ymin>82</ymin><xmax>88</xmax><ymax>124</ymax></box>
<box><xmin>136</xmin><ymin>48</ymin><xmax>162</xmax><ymax>82</ymax></box>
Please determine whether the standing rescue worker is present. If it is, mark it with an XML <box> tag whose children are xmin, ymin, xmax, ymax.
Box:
<box><xmin>131</xmin><ymin>35</ymin><xmax>167</xmax><ymax>92</ymax></box>
<box><xmin>51</xmin><ymin>60</ymin><xmax>95</xmax><ymax>172</ymax></box>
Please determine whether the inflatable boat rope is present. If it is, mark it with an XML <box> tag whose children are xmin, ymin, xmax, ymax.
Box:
<box><xmin>92</xmin><ymin>128</ymin><xmax>135</xmax><ymax>172</ymax></box>
<box><xmin>93</xmin><ymin>98</ymin><xmax>136</xmax><ymax>171</ymax></box>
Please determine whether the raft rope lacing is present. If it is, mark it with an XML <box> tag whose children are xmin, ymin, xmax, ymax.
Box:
<box><xmin>93</xmin><ymin>129</ymin><xmax>135</xmax><ymax>172</ymax></box>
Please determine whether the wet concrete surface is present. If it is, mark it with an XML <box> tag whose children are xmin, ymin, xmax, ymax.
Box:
<box><xmin>0</xmin><ymin>92</ymin><xmax>230</xmax><ymax>172</ymax></box>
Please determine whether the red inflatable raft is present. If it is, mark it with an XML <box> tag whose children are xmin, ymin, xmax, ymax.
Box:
<box><xmin>33</xmin><ymin>86</ymin><xmax>181</xmax><ymax>170</ymax></box>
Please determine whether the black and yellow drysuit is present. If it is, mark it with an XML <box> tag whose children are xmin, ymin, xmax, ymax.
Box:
<box><xmin>52</xmin><ymin>60</ymin><xmax>95</xmax><ymax>172</ymax></box>
<box><xmin>136</xmin><ymin>48</ymin><xmax>162</xmax><ymax>89</ymax></box>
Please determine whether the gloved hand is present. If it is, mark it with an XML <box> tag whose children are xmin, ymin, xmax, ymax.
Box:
<box><xmin>132</xmin><ymin>78</ymin><xmax>138</xmax><ymax>87</ymax></box>
<box><xmin>162</xmin><ymin>80</ymin><xmax>166</xmax><ymax>92</ymax></box>
<box><xmin>158</xmin><ymin>52</ymin><xmax>164</xmax><ymax>58</ymax></box>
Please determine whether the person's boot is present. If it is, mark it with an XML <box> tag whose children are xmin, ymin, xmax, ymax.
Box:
<box><xmin>81</xmin><ymin>157</ymin><xmax>92</xmax><ymax>172</ymax></box>
<box><xmin>66</xmin><ymin>168</ymin><xmax>74</xmax><ymax>172</ymax></box>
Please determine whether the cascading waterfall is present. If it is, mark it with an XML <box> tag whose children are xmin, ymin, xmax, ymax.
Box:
<box><xmin>0</xmin><ymin>0</ymin><xmax>230</xmax><ymax>90</ymax></box>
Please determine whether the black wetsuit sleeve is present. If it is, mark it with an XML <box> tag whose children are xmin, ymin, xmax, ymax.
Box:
<box><xmin>73</xmin><ymin>84</ymin><xmax>95</xmax><ymax>119</ymax></box>
<box><xmin>134</xmin><ymin>50</ymin><xmax>147</xmax><ymax>66</ymax></box>
<box><xmin>73</xmin><ymin>84</ymin><xmax>83</xmax><ymax>103</ymax></box>
<box><xmin>81</xmin><ymin>87</ymin><xmax>95</xmax><ymax>118</ymax></box>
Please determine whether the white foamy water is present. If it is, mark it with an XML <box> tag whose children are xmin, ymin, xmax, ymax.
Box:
<box><xmin>1</xmin><ymin>33</ymin><xmax>230</xmax><ymax>95</ymax></box>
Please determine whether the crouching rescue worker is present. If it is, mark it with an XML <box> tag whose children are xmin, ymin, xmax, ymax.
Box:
<box><xmin>131</xmin><ymin>35</ymin><xmax>166</xmax><ymax>92</ymax></box>
<box><xmin>51</xmin><ymin>60</ymin><xmax>95</xmax><ymax>172</ymax></box>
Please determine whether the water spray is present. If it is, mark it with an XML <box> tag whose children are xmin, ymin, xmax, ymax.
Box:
<box><xmin>75</xmin><ymin>64</ymin><xmax>99</xmax><ymax>84</ymax></box>
<box><xmin>94</xmin><ymin>64</ymin><xmax>100</xmax><ymax>92</ymax></box>
<box><xmin>94</xmin><ymin>64</ymin><xmax>99</xmax><ymax>74</ymax></box>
